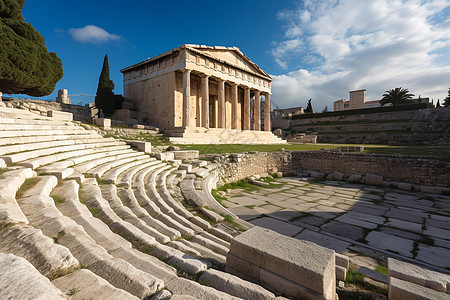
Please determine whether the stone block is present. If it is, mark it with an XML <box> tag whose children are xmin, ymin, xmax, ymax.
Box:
<box><xmin>419</xmin><ymin>185</ymin><xmax>450</xmax><ymax>194</ymax></box>
<box><xmin>95</xmin><ymin>118</ymin><xmax>111</xmax><ymax>128</ymax></box>
<box><xmin>388</xmin><ymin>258</ymin><xmax>450</xmax><ymax>293</ymax></box>
<box><xmin>335</xmin><ymin>265</ymin><xmax>346</xmax><ymax>281</ymax></box>
<box><xmin>133</xmin><ymin>124</ymin><xmax>145</xmax><ymax>129</ymax></box>
<box><xmin>155</xmin><ymin>152</ymin><xmax>175</xmax><ymax>161</ymax></box>
<box><xmin>179</xmin><ymin>164</ymin><xmax>192</xmax><ymax>173</ymax></box>
<box><xmin>398</xmin><ymin>182</ymin><xmax>412</xmax><ymax>191</ymax></box>
<box><xmin>226</xmin><ymin>253</ymin><xmax>261</xmax><ymax>281</ymax></box>
<box><xmin>335</xmin><ymin>253</ymin><xmax>349</xmax><ymax>269</ymax></box>
<box><xmin>260</xmin><ymin>268</ymin><xmax>333</xmax><ymax>300</ymax></box>
<box><xmin>228</xmin><ymin>226</ymin><xmax>335</xmax><ymax>298</ymax></box>
<box><xmin>47</xmin><ymin>110</ymin><xmax>73</xmax><ymax>121</ymax></box>
<box><xmin>130</xmin><ymin>141</ymin><xmax>151</xmax><ymax>153</ymax></box>
<box><xmin>389</xmin><ymin>277</ymin><xmax>449</xmax><ymax>300</ymax></box>
<box><xmin>311</xmin><ymin>171</ymin><xmax>325</xmax><ymax>179</ymax></box>
<box><xmin>333</xmin><ymin>171</ymin><xmax>344</xmax><ymax>181</ymax></box>
<box><xmin>173</xmin><ymin>150</ymin><xmax>199</xmax><ymax>160</ymax></box>
<box><xmin>359</xmin><ymin>267</ymin><xmax>388</xmax><ymax>284</ymax></box>
<box><xmin>365</xmin><ymin>174</ymin><xmax>383</xmax><ymax>185</ymax></box>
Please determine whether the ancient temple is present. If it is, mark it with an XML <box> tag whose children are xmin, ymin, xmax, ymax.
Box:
<box><xmin>121</xmin><ymin>44</ymin><xmax>285</xmax><ymax>144</ymax></box>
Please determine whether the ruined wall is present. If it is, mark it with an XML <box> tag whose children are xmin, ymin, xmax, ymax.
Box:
<box><xmin>208</xmin><ymin>150</ymin><xmax>450</xmax><ymax>191</ymax></box>
<box><xmin>290</xmin><ymin>151</ymin><xmax>450</xmax><ymax>187</ymax></box>
<box><xmin>272</xmin><ymin>107</ymin><xmax>450</xmax><ymax>146</ymax></box>
<box><xmin>3</xmin><ymin>98</ymin><xmax>91</xmax><ymax>122</ymax></box>
<box><xmin>207</xmin><ymin>152</ymin><xmax>292</xmax><ymax>185</ymax></box>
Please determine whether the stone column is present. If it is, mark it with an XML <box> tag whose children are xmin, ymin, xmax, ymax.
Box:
<box><xmin>243</xmin><ymin>87</ymin><xmax>251</xmax><ymax>130</ymax></box>
<box><xmin>264</xmin><ymin>93</ymin><xmax>271</xmax><ymax>131</ymax></box>
<box><xmin>182</xmin><ymin>69</ymin><xmax>191</xmax><ymax>128</ymax></box>
<box><xmin>201</xmin><ymin>75</ymin><xmax>210</xmax><ymax>128</ymax></box>
<box><xmin>254</xmin><ymin>90</ymin><xmax>261</xmax><ymax>131</ymax></box>
<box><xmin>218</xmin><ymin>79</ymin><xmax>225</xmax><ymax>128</ymax></box>
<box><xmin>231</xmin><ymin>83</ymin><xmax>238</xmax><ymax>129</ymax></box>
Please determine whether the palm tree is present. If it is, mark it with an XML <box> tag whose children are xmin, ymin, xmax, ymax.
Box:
<box><xmin>379</xmin><ymin>87</ymin><xmax>414</xmax><ymax>106</ymax></box>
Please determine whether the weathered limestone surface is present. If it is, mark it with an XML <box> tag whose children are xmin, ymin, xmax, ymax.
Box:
<box><xmin>0</xmin><ymin>225</ymin><xmax>79</xmax><ymax>279</ymax></box>
<box><xmin>47</xmin><ymin>110</ymin><xmax>73</xmax><ymax>122</ymax></box>
<box><xmin>388</xmin><ymin>258</ymin><xmax>450</xmax><ymax>293</ymax></box>
<box><xmin>173</xmin><ymin>150</ymin><xmax>199</xmax><ymax>160</ymax></box>
<box><xmin>199</xmin><ymin>268</ymin><xmax>275</xmax><ymax>300</ymax></box>
<box><xmin>0</xmin><ymin>253</ymin><xmax>66</xmax><ymax>300</ymax></box>
<box><xmin>95</xmin><ymin>117</ymin><xmax>111</xmax><ymax>128</ymax></box>
<box><xmin>228</xmin><ymin>226</ymin><xmax>335</xmax><ymax>299</ymax></box>
<box><xmin>52</xmin><ymin>269</ymin><xmax>138</xmax><ymax>300</ymax></box>
<box><xmin>0</xmin><ymin>168</ymin><xmax>34</xmax><ymax>226</ymax></box>
<box><xmin>389</xmin><ymin>277</ymin><xmax>450</xmax><ymax>300</ymax></box>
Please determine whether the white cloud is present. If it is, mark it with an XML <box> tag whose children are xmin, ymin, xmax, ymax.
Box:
<box><xmin>271</xmin><ymin>0</ymin><xmax>450</xmax><ymax>111</ymax></box>
<box><xmin>68</xmin><ymin>25</ymin><xmax>121</xmax><ymax>44</ymax></box>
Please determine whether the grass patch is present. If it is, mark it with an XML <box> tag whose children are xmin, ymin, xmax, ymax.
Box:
<box><xmin>53</xmin><ymin>231</ymin><xmax>65</xmax><ymax>243</ymax></box>
<box><xmin>67</xmin><ymin>287</ymin><xmax>81</xmax><ymax>296</ymax></box>
<box><xmin>375</xmin><ymin>264</ymin><xmax>388</xmax><ymax>275</ymax></box>
<box><xmin>0</xmin><ymin>168</ymin><xmax>8</xmax><ymax>176</ymax></box>
<box><xmin>16</xmin><ymin>177</ymin><xmax>40</xmax><ymax>198</ymax></box>
<box><xmin>221</xmin><ymin>214</ymin><xmax>246</xmax><ymax>232</ymax></box>
<box><xmin>344</xmin><ymin>264</ymin><xmax>388</xmax><ymax>296</ymax></box>
<box><xmin>51</xmin><ymin>195</ymin><xmax>65</xmax><ymax>205</ymax></box>
<box><xmin>88</xmin><ymin>207</ymin><xmax>102</xmax><ymax>217</ymax></box>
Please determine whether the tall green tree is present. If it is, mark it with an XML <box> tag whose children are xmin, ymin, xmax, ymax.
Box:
<box><xmin>305</xmin><ymin>99</ymin><xmax>313</xmax><ymax>113</ymax></box>
<box><xmin>95</xmin><ymin>54</ymin><xmax>122</xmax><ymax>115</ymax></box>
<box><xmin>379</xmin><ymin>87</ymin><xmax>414</xmax><ymax>106</ymax></box>
<box><xmin>443</xmin><ymin>88</ymin><xmax>450</xmax><ymax>108</ymax></box>
<box><xmin>0</xmin><ymin>0</ymin><xmax>63</xmax><ymax>96</ymax></box>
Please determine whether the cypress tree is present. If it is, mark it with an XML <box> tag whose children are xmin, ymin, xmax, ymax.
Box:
<box><xmin>444</xmin><ymin>88</ymin><xmax>450</xmax><ymax>108</ymax></box>
<box><xmin>0</xmin><ymin>0</ymin><xmax>63</xmax><ymax>96</ymax></box>
<box><xmin>95</xmin><ymin>54</ymin><xmax>117</xmax><ymax>115</ymax></box>
<box><xmin>305</xmin><ymin>99</ymin><xmax>313</xmax><ymax>113</ymax></box>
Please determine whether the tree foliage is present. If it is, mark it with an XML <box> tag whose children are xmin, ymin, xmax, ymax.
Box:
<box><xmin>379</xmin><ymin>87</ymin><xmax>414</xmax><ymax>107</ymax></box>
<box><xmin>0</xmin><ymin>0</ymin><xmax>63</xmax><ymax>96</ymax></box>
<box><xmin>95</xmin><ymin>54</ymin><xmax>122</xmax><ymax>115</ymax></box>
<box><xmin>444</xmin><ymin>88</ymin><xmax>450</xmax><ymax>108</ymax></box>
<box><xmin>305</xmin><ymin>99</ymin><xmax>313</xmax><ymax>113</ymax></box>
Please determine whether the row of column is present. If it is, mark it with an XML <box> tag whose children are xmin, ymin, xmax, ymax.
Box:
<box><xmin>182</xmin><ymin>69</ymin><xmax>271</xmax><ymax>131</ymax></box>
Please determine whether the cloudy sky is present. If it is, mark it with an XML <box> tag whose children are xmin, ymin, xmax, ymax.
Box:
<box><xmin>19</xmin><ymin>0</ymin><xmax>450</xmax><ymax>110</ymax></box>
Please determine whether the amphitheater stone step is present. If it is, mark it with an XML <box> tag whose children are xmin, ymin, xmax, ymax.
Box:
<box><xmin>0</xmin><ymin>253</ymin><xmax>66</xmax><ymax>300</ymax></box>
<box><xmin>0</xmin><ymin>224</ymin><xmax>79</xmax><ymax>279</ymax></box>
<box><xmin>165</xmin><ymin>277</ymin><xmax>243</xmax><ymax>300</ymax></box>
<box><xmin>0</xmin><ymin>168</ymin><xmax>35</xmax><ymax>227</ymax></box>
<box><xmin>199</xmin><ymin>268</ymin><xmax>276</xmax><ymax>300</ymax></box>
<box><xmin>52</xmin><ymin>269</ymin><xmax>138</xmax><ymax>300</ymax></box>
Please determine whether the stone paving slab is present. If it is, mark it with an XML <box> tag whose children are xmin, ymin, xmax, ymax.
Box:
<box><xmin>416</xmin><ymin>244</ymin><xmax>450</xmax><ymax>269</ymax></box>
<box><xmin>365</xmin><ymin>231</ymin><xmax>414</xmax><ymax>258</ymax></box>
<box><xmin>321</xmin><ymin>221</ymin><xmax>365</xmax><ymax>240</ymax></box>
<box><xmin>226</xmin><ymin>177</ymin><xmax>450</xmax><ymax>270</ymax></box>
<box><xmin>249</xmin><ymin>217</ymin><xmax>303</xmax><ymax>237</ymax></box>
<box><xmin>294</xmin><ymin>229</ymin><xmax>350</xmax><ymax>253</ymax></box>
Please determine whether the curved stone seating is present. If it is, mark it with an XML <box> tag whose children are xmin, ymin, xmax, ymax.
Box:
<box><xmin>0</xmin><ymin>168</ymin><xmax>34</xmax><ymax>227</ymax></box>
<box><xmin>19</xmin><ymin>144</ymin><xmax>130</xmax><ymax>169</ymax></box>
<box><xmin>80</xmin><ymin>181</ymin><xmax>209</xmax><ymax>275</ymax></box>
<box><xmin>101</xmin><ymin>157</ymin><xmax>156</xmax><ymax>184</ymax></box>
<box><xmin>52</xmin><ymin>269</ymin><xmax>138</xmax><ymax>300</ymax></box>
<box><xmin>1</xmin><ymin>140</ymin><xmax>123</xmax><ymax>164</ymax></box>
<box><xmin>85</xmin><ymin>153</ymin><xmax>150</xmax><ymax>178</ymax></box>
<box><xmin>102</xmin><ymin>184</ymin><xmax>173</xmax><ymax>243</ymax></box>
<box><xmin>0</xmin><ymin>253</ymin><xmax>66</xmax><ymax>300</ymax></box>
<box><xmin>17</xmin><ymin>190</ymin><xmax>164</xmax><ymax>298</ymax></box>
<box><xmin>116</xmin><ymin>160</ymin><xmax>164</xmax><ymax>187</ymax></box>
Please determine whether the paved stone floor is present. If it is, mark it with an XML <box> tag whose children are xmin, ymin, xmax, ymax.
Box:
<box><xmin>224</xmin><ymin>177</ymin><xmax>450</xmax><ymax>271</ymax></box>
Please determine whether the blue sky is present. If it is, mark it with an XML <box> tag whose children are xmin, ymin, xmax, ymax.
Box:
<box><xmin>16</xmin><ymin>0</ymin><xmax>450</xmax><ymax>110</ymax></box>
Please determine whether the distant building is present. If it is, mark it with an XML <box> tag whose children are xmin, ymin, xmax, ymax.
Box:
<box><xmin>273</xmin><ymin>107</ymin><xmax>304</xmax><ymax>118</ymax></box>
<box><xmin>334</xmin><ymin>89</ymin><xmax>429</xmax><ymax>111</ymax></box>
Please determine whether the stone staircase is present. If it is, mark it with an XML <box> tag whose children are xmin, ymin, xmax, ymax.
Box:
<box><xmin>168</xmin><ymin>127</ymin><xmax>287</xmax><ymax>144</ymax></box>
<box><xmin>0</xmin><ymin>106</ymin><xmax>280</xmax><ymax>299</ymax></box>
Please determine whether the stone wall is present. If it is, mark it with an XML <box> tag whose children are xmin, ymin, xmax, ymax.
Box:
<box><xmin>290</xmin><ymin>151</ymin><xmax>450</xmax><ymax>187</ymax></box>
<box><xmin>272</xmin><ymin>107</ymin><xmax>450</xmax><ymax>146</ymax></box>
<box><xmin>208</xmin><ymin>150</ymin><xmax>450</xmax><ymax>191</ymax></box>
<box><xmin>3</xmin><ymin>98</ymin><xmax>92</xmax><ymax>123</ymax></box>
<box><xmin>207</xmin><ymin>151</ymin><xmax>292</xmax><ymax>185</ymax></box>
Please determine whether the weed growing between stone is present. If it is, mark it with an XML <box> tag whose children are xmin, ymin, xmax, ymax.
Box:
<box><xmin>16</xmin><ymin>177</ymin><xmax>40</xmax><ymax>198</ymax></box>
<box><xmin>0</xmin><ymin>168</ymin><xmax>7</xmax><ymax>176</ymax></box>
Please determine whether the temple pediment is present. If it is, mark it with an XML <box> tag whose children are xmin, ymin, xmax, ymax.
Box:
<box><xmin>186</xmin><ymin>45</ymin><xmax>271</xmax><ymax>80</ymax></box>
